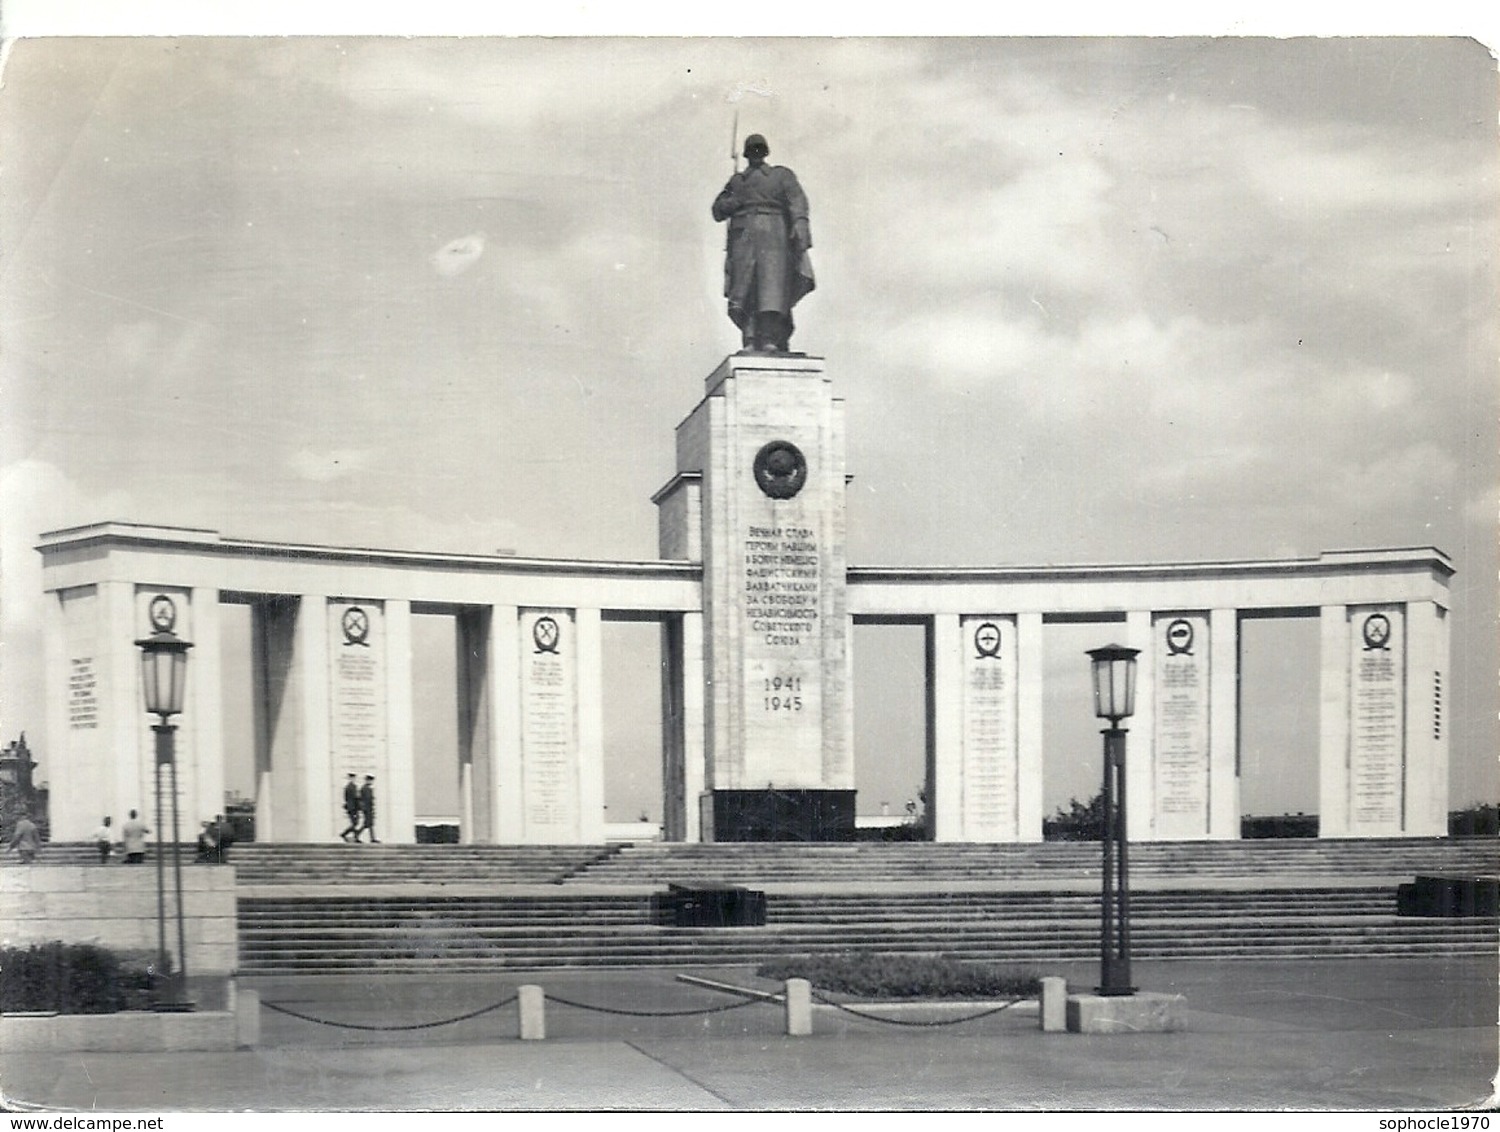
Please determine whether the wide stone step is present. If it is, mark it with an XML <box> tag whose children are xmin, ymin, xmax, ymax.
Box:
<box><xmin>238</xmin><ymin>936</ymin><xmax>1498</xmax><ymax>975</ymax></box>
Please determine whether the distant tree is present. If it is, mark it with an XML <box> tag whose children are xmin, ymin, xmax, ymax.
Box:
<box><xmin>1043</xmin><ymin>790</ymin><xmax>1105</xmax><ymax>841</ymax></box>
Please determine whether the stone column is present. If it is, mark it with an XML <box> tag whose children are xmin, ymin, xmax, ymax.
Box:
<box><xmin>189</xmin><ymin>587</ymin><xmax>226</xmax><ymax>830</ymax></box>
<box><xmin>514</xmin><ymin>608</ymin><xmax>589</xmax><ymax>843</ymax></box>
<box><xmin>928</xmin><ymin>613</ymin><xmax>963</xmax><ymax>842</ymax></box>
<box><xmin>1123</xmin><ymin>610</ymin><xmax>1156</xmax><ymax>840</ymax></box>
<box><xmin>252</xmin><ymin>597</ymin><xmax>306</xmax><ymax>843</ymax></box>
<box><xmin>297</xmin><ymin>596</ymin><xmax>333</xmax><ymax>842</ymax></box>
<box><xmin>957</xmin><ymin>614</ymin><xmax>1020</xmax><ymax>840</ymax></box>
<box><xmin>660</xmin><ymin>612</ymin><xmax>707</xmax><ymax>843</ymax></box>
<box><xmin>575</xmin><ymin>608</ymin><xmax>606</xmax><ymax>843</ymax></box>
<box><xmin>1207</xmin><ymin>608</ymin><xmax>1240</xmax><ymax>838</ymax></box>
<box><xmin>1403</xmin><ymin>601</ymin><xmax>1450</xmax><ymax>837</ymax></box>
<box><xmin>43</xmin><ymin>588</ymin><xmax>74</xmax><ymax>835</ymax></box>
<box><xmin>384</xmin><ymin>599</ymin><xmax>417</xmax><ymax>845</ymax></box>
<box><xmin>490</xmin><ymin>604</ymin><xmax>524</xmax><ymax>843</ymax></box>
<box><xmin>456</xmin><ymin>606</ymin><xmax>493</xmax><ymax>844</ymax></box>
<box><xmin>1345</xmin><ymin>604</ymin><xmax>1407</xmax><ymax>836</ymax></box>
<box><xmin>1016</xmin><ymin>612</ymin><xmax>1045</xmax><ymax>842</ymax></box>
<box><xmin>1317</xmin><ymin>604</ymin><xmax>1352</xmax><ymax>836</ymax></box>
<box><xmin>103</xmin><ymin>582</ymin><xmax>144</xmax><ymax>839</ymax></box>
<box><xmin>680</xmin><ymin>610</ymin><xmax>707</xmax><ymax>843</ymax></box>
<box><xmin>1151</xmin><ymin>612</ymin><xmax>1212</xmax><ymax>840</ymax></box>
<box><xmin>46</xmin><ymin>582</ymin><xmax>135</xmax><ymax>839</ymax></box>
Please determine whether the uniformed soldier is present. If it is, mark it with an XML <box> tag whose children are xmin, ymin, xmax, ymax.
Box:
<box><xmin>712</xmin><ymin>135</ymin><xmax>815</xmax><ymax>352</ymax></box>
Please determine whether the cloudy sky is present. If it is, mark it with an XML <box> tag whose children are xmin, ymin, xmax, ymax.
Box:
<box><xmin>2</xmin><ymin>36</ymin><xmax>1495</xmax><ymax>823</ymax></box>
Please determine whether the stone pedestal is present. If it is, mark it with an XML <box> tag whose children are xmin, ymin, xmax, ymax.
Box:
<box><xmin>1066</xmin><ymin>992</ymin><xmax>1187</xmax><ymax>1034</ymax></box>
<box><xmin>657</xmin><ymin>354</ymin><xmax>853</xmax><ymax>841</ymax></box>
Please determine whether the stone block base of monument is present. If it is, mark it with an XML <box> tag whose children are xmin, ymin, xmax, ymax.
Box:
<box><xmin>1396</xmin><ymin>874</ymin><xmax>1499</xmax><ymax>918</ymax></box>
<box><xmin>652</xmin><ymin>883</ymin><xmax>768</xmax><ymax>927</ymax></box>
<box><xmin>709</xmin><ymin>789</ymin><xmax>856</xmax><ymax>842</ymax></box>
<box><xmin>1065</xmin><ymin>992</ymin><xmax>1187</xmax><ymax>1034</ymax></box>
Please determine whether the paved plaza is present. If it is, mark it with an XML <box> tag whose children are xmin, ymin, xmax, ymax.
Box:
<box><xmin>2</xmin><ymin>956</ymin><xmax>1495</xmax><ymax>1111</ymax></box>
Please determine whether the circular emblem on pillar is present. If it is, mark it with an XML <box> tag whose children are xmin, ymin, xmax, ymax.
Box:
<box><xmin>753</xmin><ymin>440</ymin><xmax>807</xmax><ymax>500</ymax></box>
<box><xmin>973</xmin><ymin>621</ymin><xmax>1002</xmax><ymax>659</ymax></box>
<box><xmin>532</xmin><ymin>615</ymin><xmax>561</xmax><ymax>654</ymax></box>
<box><xmin>1165</xmin><ymin>618</ymin><xmax>1195</xmax><ymax>656</ymax></box>
<box><xmin>148</xmin><ymin>594</ymin><xmax>177</xmax><ymax>632</ymax></box>
<box><xmin>341</xmin><ymin>606</ymin><xmax>370</xmax><ymax>646</ymax></box>
<box><xmin>1361</xmin><ymin>612</ymin><xmax>1391</xmax><ymax>651</ymax></box>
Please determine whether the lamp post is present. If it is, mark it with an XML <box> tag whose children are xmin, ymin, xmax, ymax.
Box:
<box><xmin>1087</xmin><ymin>643</ymin><xmax>1139</xmax><ymax>997</ymax></box>
<box><xmin>135</xmin><ymin>596</ymin><xmax>194</xmax><ymax>1011</ymax></box>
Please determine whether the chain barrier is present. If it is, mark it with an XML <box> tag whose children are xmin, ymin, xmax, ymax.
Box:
<box><xmin>261</xmin><ymin>987</ymin><xmax>1029</xmax><ymax>1030</ymax></box>
<box><xmin>261</xmin><ymin>993</ymin><xmax>518</xmax><ymax>1032</ymax></box>
<box><xmin>544</xmin><ymin>990</ymin><xmax>768</xmax><ymax>1018</ymax></box>
<box><xmin>811</xmin><ymin>991</ymin><xmax>1031</xmax><ymax>1028</ymax></box>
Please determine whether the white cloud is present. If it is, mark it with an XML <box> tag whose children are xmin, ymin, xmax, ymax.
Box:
<box><xmin>431</xmin><ymin>232</ymin><xmax>486</xmax><ymax>277</ymax></box>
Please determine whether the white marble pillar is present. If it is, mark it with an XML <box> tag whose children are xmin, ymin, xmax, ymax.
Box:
<box><xmin>1016</xmin><ymin>612</ymin><xmax>1045</xmax><ymax>842</ymax></box>
<box><xmin>1403</xmin><ymin>601</ymin><xmax>1449</xmax><ymax>837</ymax></box>
<box><xmin>43</xmin><ymin>588</ymin><xmax>74</xmax><ymax>835</ymax></box>
<box><xmin>189</xmin><ymin>587</ymin><xmax>226</xmax><ymax>829</ymax></box>
<box><xmin>384</xmin><ymin>599</ymin><xmax>417</xmax><ymax>844</ymax></box>
<box><xmin>456</xmin><ymin>607</ymin><xmax>492</xmax><ymax>844</ymax></box>
<box><xmin>929</xmin><ymin>613</ymin><xmax>964</xmax><ymax>842</ymax></box>
<box><xmin>957</xmin><ymin>614</ymin><xmax>1020</xmax><ymax>840</ymax></box>
<box><xmin>491</xmin><ymin>605</ymin><xmax>524</xmax><ymax>842</ymax></box>
<box><xmin>1317</xmin><ymin>604</ymin><xmax>1352</xmax><ymax>836</ymax></box>
<box><xmin>252</xmin><ymin>598</ymin><xmax>301</xmax><ymax>844</ymax></box>
<box><xmin>1123</xmin><ymin>611</ymin><xmax>1156</xmax><ymax>840</ymax></box>
<box><xmin>297</xmin><ymin>595</ymin><xmax>333</xmax><ymax>842</ymax></box>
<box><xmin>681</xmin><ymin>611</ymin><xmax>706</xmax><ymax>843</ymax></box>
<box><xmin>1344</xmin><ymin>604</ymin><xmax>1407</xmax><ymax>836</ymax></box>
<box><xmin>102</xmin><ymin>582</ymin><xmax>145</xmax><ymax>839</ymax></box>
<box><xmin>1207</xmin><ymin>607</ymin><xmax>1240</xmax><ymax>838</ymax></box>
<box><xmin>575</xmin><ymin>607</ymin><xmax>606</xmax><ymax>843</ymax></box>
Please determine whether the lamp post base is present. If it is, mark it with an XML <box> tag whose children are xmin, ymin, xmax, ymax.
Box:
<box><xmin>150</xmin><ymin>972</ymin><xmax>196</xmax><ymax>1013</ymax></box>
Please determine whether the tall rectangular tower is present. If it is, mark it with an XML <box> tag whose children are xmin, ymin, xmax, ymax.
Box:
<box><xmin>656</xmin><ymin>353</ymin><xmax>854</xmax><ymax>840</ymax></box>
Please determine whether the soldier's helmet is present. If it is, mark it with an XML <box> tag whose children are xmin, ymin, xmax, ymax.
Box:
<box><xmin>744</xmin><ymin>134</ymin><xmax>769</xmax><ymax>157</ymax></box>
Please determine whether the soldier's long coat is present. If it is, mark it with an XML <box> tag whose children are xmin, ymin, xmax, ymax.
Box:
<box><xmin>713</xmin><ymin>163</ymin><xmax>815</xmax><ymax>320</ymax></box>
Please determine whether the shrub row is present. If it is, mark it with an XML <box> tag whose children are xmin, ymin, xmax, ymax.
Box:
<box><xmin>0</xmin><ymin>942</ymin><xmax>162</xmax><ymax>1014</ymax></box>
<box><xmin>757</xmin><ymin>951</ymin><xmax>1041</xmax><ymax>1000</ymax></box>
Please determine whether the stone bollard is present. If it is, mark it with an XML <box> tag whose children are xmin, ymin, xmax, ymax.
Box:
<box><xmin>1040</xmin><ymin>976</ymin><xmax>1067</xmax><ymax>1033</ymax></box>
<box><xmin>518</xmin><ymin>984</ymin><xmax>546</xmax><ymax>1040</ymax></box>
<box><xmin>784</xmin><ymin>978</ymin><xmax>812</xmax><ymax>1037</ymax></box>
<box><xmin>235</xmin><ymin>988</ymin><xmax>261</xmax><ymax>1049</ymax></box>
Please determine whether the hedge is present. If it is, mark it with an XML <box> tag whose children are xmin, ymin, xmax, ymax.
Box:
<box><xmin>0</xmin><ymin>942</ymin><xmax>162</xmax><ymax>1014</ymax></box>
<box><xmin>757</xmin><ymin>952</ymin><xmax>1041</xmax><ymax>999</ymax></box>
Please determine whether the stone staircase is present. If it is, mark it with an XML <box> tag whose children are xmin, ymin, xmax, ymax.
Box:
<box><xmin>3</xmin><ymin>842</ymin><xmax>619</xmax><ymax>884</ymax></box>
<box><xmin>17</xmin><ymin>838</ymin><xmax>1495</xmax><ymax>973</ymax></box>
<box><xmin>228</xmin><ymin>843</ymin><xmax>619</xmax><ymax>886</ymax></box>
<box><xmin>236</xmin><ymin>885</ymin><xmax>1497</xmax><ymax>974</ymax></box>
<box><xmin>226</xmin><ymin>837</ymin><xmax>1499</xmax><ymax>974</ymax></box>
<box><xmin>560</xmin><ymin>837</ymin><xmax>1500</xmax><ymax>887</ymax></box>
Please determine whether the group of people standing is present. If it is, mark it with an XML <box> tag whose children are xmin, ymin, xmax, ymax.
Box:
<box><xmin>88</xmin><ymin>811</ymin><xmax>151</xmax><ymax>864</ymax></box>
<box><xmin>340</xmin><ymin>774</ymin><xmax>378</xmax><ymax>843</ymax></box>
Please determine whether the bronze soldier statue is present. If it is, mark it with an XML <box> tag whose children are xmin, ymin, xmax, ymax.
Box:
<box><xmin>712</xmin><ymin>134</ymin><xmax>815</xmax><ymax>352</ymax></box>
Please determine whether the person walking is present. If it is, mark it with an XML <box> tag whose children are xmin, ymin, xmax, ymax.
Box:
<box><xmin>6</xmin><ymin>813</ymin><xmax>41</xmax><ymax>863</ymax></box>
<box><xmin>339</xmin><ymin>773</ymin><xmax>362</xmax><ymax>842</ymax></box>
<box><xmin>120</xmin><ymin>809</ymin><xmax>150</xmax><ymax>864</ymax></box>
<box><xmin>358</xmin><ymin>775</ymin><xmax>378</xmax><ymax>843</ymax></box>
<box><xmin>92</xmin><ymin>815</ymin><xmax>114</xmax><ymax>864</ymax></box>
